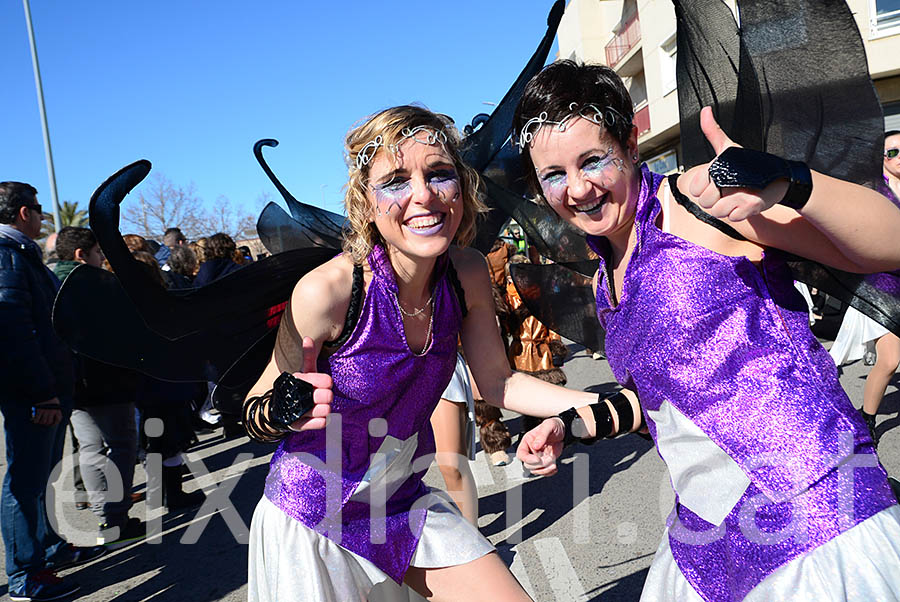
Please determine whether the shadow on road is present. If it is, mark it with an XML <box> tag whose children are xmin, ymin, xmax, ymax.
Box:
<box><xmin>66</xmin><ymin>437</ymin><xmax>273</xmax><ymax>601</ymax></box>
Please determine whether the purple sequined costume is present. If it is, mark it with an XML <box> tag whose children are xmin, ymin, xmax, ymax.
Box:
<box><xmin>262</xmin><ymin>244</ymin><xmax>470</xmax><ymax>584</ymax></box>
<box><xmin>588</xmin><ymin>166</ymin><xmax>900</xmax><ymax>601</ymax></box>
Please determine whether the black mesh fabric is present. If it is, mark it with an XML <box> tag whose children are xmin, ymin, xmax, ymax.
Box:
<box><xmin>509</xmin><ymin>262</ymin><xmax>604</xmax><ymax>353</ymax></box>
<box><xmin>675</xmin><ymin>0</ymin><xmax>900</xmax><ymax>335</ymax></box>
<box><xmin>52</xmin><ymin>160</ymin><xmax>336</xmax><ymax>414</ymax></box>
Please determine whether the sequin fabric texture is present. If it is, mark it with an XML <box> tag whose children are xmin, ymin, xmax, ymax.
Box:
<box><xmin>264</xmin><ymin>244</ymin><xmax>461</xmax><ymax>583</ymax></box>
<box><xmin>588</xmin><ymin>166</ymin><xmax>897</xmax><ymax>600</ymax></box>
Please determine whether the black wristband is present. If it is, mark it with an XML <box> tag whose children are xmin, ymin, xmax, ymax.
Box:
<box><xmin>708</xmin><ymin>147</ymin><xmax>812</xmax><ymax>211</ymax></box>
<box><xmin>586</xmin><ymin>401</ymin><xmax>614</xmax><ymax>441</ymax></box>
<box><xmin>607</xmin><ymin>391</ymin><xmax>634</xmax><ymax>434</ymax></box>
<box><xmin>269</xmin><ymin>372</ymin><xmax>316</xmax><ymax>430</ymax></box>
<box><xmin>557</xmin><ymin>408</ymin><xmax>580</xmax><ymax>448</ymax></box>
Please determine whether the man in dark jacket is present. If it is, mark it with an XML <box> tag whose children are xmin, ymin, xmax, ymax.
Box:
<box><xmin>0</xmin><ymin>183</ymin><xmax>104</xmax><ymax>601</ymax></box>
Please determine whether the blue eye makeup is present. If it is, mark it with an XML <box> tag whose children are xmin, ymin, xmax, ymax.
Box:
<box><xmin>371</xmin><ymin>168</ymin><xmax>460</xmax><ymax>215</ymax></box>
<box><xmin>373</xmin><ymin>178</ymin><xmax>412</xmax><ymax>215</ymax></box>
<box><xmin>427</xmin><ymin>169</ymin><xmax>460</xmax><ymax>203</ymax></box>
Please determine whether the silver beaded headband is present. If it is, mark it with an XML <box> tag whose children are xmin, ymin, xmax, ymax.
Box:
<box><xmin>515</xmin><ymin>103</ymin><xmax>629</xmax><ymax>150</ymax></box>
<box><xmin>355</xmin><ymin>126</ymin><xmax>450</xmax><ymax>170</ymax></box>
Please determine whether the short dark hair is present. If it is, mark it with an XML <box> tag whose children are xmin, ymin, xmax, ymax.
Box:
<box><xmin>167</xmin><ymin>245</ymin><xmax>197</xmax><ymax>277</ymax></box>
<box><xmin>0</xmin><ymin>182</ymin><xmax>38</xmax><ymax>225</ymax></box>
<box><xmin>886</xmin><ymin>130</ymin><xmax>900</xmax><ymax>139</ymax></box>
<box><xmin>513</xmin><ymin>60</ymin><xmax>635</xmax><ymax>198</ymax></box>
<box><xmin>206</xmin><ymin>232</ymin><xmax>236</xmax><ymax>260</ymax></box>
<box><xmin>56</xmin><ymin>226</ymin><xmax>97</xmax><ymax>261</ymax></box>
<box><xmin>163</xmin><ymin>227</ymin><xmax>186</xmax><ymax>247</ymax></box>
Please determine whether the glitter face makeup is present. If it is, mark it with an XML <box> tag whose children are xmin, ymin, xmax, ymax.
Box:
<box><xmin>529</xmin><ymin>116</ymin><xmax>640</xmax><ymax>240</ymax></box>
<box><xmin>371</xmin><ymin>169</ymin><xmax>460</xmax><ymax>217</ymax></box>
<box><xmin>537</xmin><ymin>147</ymin><xmax>624</xmax><ymax>207</ymax></box>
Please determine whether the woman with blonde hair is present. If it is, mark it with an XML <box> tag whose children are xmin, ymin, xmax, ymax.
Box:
<box><xmin>243</xmin><ymin>105</ymin><xmax>607</xmax><ymax>601</ymax></box>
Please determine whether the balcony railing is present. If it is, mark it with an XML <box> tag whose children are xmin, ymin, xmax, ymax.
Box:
<box><xmin>634</xmin><ymin>104</ymin><xmax>650</xmax><ymax>136</ymax></box>
<box><xmin>605</xmin><ymin>13</ymin><xmax>641</xmax><ymax>67</ymax></box>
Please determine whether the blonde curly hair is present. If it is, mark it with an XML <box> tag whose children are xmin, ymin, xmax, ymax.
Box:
<box><xmin>342</xmin><ymin>105</ymin><xmax>487</xmax><ymax>263</ymax></box>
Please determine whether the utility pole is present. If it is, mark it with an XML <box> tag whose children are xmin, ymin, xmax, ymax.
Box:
<box><xmin>23</xmin><ymin>0</ymin><xmax>62</xmax><ymax>233</ymax></box>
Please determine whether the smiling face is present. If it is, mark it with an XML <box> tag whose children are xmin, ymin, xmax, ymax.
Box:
<box><xmin>529</xmin><ymin>117</ymin><xmax>640</xmax><ymax>241</ymax></box>
<box><xmin>366</xmin><ymin>136</ymin><xmax>463</xmax><ymax>260</ymax></box>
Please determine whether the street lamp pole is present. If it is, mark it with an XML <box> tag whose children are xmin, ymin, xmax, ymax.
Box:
<box><xmin>22</xmin><ymin>0</ymin><xmax>61</xmax><ymax>233</ymax></box>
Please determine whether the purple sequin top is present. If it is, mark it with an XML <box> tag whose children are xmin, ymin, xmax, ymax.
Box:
<box><xmin>588</xmin><ymin>166</ymin><xmax>897</xmax><ymax>600</ymax></box>
<box><xmin>264</xmin><ymin>244</ymin><xmax>461</xmax><ymax>583</ymax></box>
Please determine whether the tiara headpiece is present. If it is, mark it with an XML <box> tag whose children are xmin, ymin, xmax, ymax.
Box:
<box><xmin>355</xmin><ymin>126</ymin><xmax>450</xmax><ymax>170</ymax></box>
<box><xmin>515</xmin><ymin>103</ymin><xmax>629</xmax><ymax>151</ymax></box>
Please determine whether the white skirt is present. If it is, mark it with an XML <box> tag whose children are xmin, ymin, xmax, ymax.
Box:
<box><xmin>640</xmin><ymin>504</ymin><xmax>900</xmax><ymax>601</ymax></box>
<box><xmin>248</xmin><ymin>490</ymin><xmax>494</xmax><ymax>602</ymax></box>
<box><xmin>829</xmin><ymin>306</ymin><xmax>889</xmax><ymax>366</ymax></box>
<box><xmin>440</xmin><ymin>352</ymin><xmax>476</xmax><ymax>460</ymax></box>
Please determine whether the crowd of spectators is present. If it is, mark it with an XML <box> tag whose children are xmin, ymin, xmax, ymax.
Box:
<box><xmin>0</xmin><ymin>181</ymin><xmax>253</xmax><ymax>601</ymax></box>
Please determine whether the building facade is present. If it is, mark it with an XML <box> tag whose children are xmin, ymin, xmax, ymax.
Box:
<box><xmin>557</xmin><ymin>0</ymin><xmax>900</xmax><ymax>173</ymax></box>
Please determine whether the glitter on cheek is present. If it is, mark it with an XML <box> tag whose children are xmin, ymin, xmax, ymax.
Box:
<box><xmin>429</xmin><ymin>176</ymin><xmax>460</xmax><ymax>204</ymax></box>
<box><xmin>373</xmin><ymin>182</ymin><xmax>412</xmax><ymax>216</ymax></box>
<box><xmin>539</xmin><ymin>175</ymin><xmax>568</xmax><ymax>205</ymax></box>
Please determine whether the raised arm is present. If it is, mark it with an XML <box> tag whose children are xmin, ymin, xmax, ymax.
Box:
<box><xmin>679</xmin><ymin>107</ymin><xmax>900</xmax><ymax>273</ymax></box>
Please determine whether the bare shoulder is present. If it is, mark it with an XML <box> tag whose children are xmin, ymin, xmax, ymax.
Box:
<box><xmin>448</xmin><ymin>246</ymin><xmax>488</xmax><ymax>285</ymax></box>
<box><xmin>289</xmin><ymin>253</ymin><xmax>356</xmax><ymax>341</ymax></box>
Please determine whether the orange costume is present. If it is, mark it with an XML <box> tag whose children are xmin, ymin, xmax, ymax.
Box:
<box><xmin>505</xmin><ymin>282</ymin><xmax>566</xmax><ymax>385</ymax></box>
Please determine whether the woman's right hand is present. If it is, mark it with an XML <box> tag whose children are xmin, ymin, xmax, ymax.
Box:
<box><xmin>288</xmin><ymin>336</ymin><xmax>333</xmax><ymax>431</ymax></box>
<box><xmin>517</xmin><ymin>417</ymin><xmax>565</xmax><ymax>476</ymax></box>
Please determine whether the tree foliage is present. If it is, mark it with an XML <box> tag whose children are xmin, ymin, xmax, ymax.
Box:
<box><xmin>120</xmin><ymin>173</ymin><xmax>257</xmax><ymax>241</ymax></box>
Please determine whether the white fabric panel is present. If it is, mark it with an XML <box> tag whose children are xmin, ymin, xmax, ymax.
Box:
<box><xmin>641</xmin><ymin>504</ymin><xmax>900</xmax><ymax>601</ymax></box>
<box><xmin>647</xmin><ymin>400</ymin><xmax>750</xmax><ymax>527</ymax></box>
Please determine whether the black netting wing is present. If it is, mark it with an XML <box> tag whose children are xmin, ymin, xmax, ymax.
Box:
<box><xmin>65</xmin><ymin>160</ymin><xmax>336</xmax><ymax>396</ymax></box>
<box><xmin>676</xmin><ymin>0</ymin><xmax>882</xmax><ymax>187</ymax></box>
<box><xmin>254</xmin><ymin>139</ymin><xmax>346</xmax><ymax>254</ymax></box>
<box><xmin>676</xmin><ymin>0</ymin><xmax>900</xmax><ymax>335</ymax></box>
<box><xmin>256</xmin><ymin>201</ymin><xmax>343</xmax><ymax>255</ymax></box>
<box><xmin>510</xmin><ymin>262</ymin><xmax>604</xmax><ymax>353</ymax></box>
<box><xmin>461</xmin><ymin>0</ymin><xmax>564</xmax><ymax>176</ymax></box>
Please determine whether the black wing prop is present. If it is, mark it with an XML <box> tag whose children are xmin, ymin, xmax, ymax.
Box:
<box><xmin>53</xmin><ymin>160</ymin><xmax>335</xmax><ymax>412</ymax></box>
<box><xmin>675</xmin><ymin>0</ymin><xmax>900</xmax><ymax>335</ymax></box>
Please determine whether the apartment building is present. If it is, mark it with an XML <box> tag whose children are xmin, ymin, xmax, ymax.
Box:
<box><xmin>557</xmin><ymin>0</ymin><xmax>900</xmax><ymax>174</ymax></box>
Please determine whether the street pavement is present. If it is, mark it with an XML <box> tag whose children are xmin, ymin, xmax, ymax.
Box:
<box><xmin>1</xmin><ymin>320</ymin><xmax>899</xmax><ymax>601</ymax></box>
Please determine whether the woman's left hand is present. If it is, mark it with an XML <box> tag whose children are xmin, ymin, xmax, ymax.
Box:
<box><xmin>679</xmin><ymin>106</ymin><xmax>788</xmax><ymax>222</ymax></box>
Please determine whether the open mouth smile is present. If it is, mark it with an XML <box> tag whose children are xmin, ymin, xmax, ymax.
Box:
<box><xmin>572</xmin><ymin>194</ymin><xmax>606</xmax><ymax>215</ymax></box>
<box><xmin>404</xmin><ymin>212</ymin><xmax>446</xmax><ymax>236</ymax></box>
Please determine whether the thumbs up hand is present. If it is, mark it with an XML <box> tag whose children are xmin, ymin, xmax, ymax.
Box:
<box><xmin>679</xmin><ymin>107</ymin><xmax>789</xmax><ymax>222</ymax></box>
<box><xmin>279</xmin><ymin>336</ymin><xmax>333</xmax><ymax>432</ymax></box>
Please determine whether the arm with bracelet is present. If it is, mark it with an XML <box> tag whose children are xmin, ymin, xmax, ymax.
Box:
<box><xmin>518</xmin><ymin>388</ymin><xmax>644</xmax><ymax>477</ymax></box>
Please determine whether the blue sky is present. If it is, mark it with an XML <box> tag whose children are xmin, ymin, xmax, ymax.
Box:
<box><xmin>2</xmin><ymin>2</ymin><xmax>558</xmax><ymax>223</ymax></box>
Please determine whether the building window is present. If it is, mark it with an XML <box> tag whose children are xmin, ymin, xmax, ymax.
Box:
<box><xmin>872</xmin><ymin>0</ymin><xmax>900</xmax><ymax>32</ymax></box>
<box><xmin>659</xmin><ymin>32</ymin><xmax>677</xmax><ymax>96</ymax></box>
<box><xmin>646</xmin><ymin>149</ymin><xmax>679</xmax><ymax>175</ymax></box>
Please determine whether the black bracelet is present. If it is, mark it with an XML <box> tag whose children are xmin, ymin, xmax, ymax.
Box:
<box><xmin>708</xmin><ymin>147</ymin><xmax>813</xmax><ymax>211</ymax></box>
<box><xmin>608</xmin><ymin>391</ymin><xmax>635</xmax><ymax>434</ymax></box>
<box><xmin>557</xmin><ymin>408</ymin><xmax>580</xmax><ymax>448</ymax></box>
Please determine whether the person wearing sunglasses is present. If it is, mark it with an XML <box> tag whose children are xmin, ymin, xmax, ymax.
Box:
<box><xmin>885</xmin><ymin>130</ymin><xmax>900</xmax><ymax>200</ymax></box>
